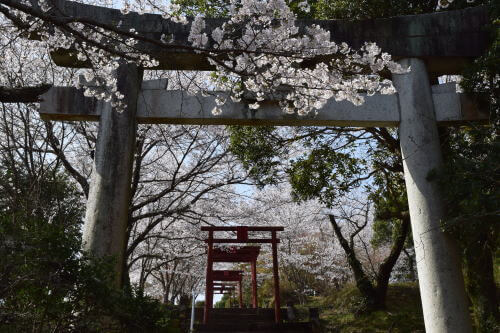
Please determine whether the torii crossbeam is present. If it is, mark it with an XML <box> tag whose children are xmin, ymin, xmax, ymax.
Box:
<box><xmin>16</xmin><ymin>2</ymin><xmax>492</xmax><ymax>332</ymax></box>
<box><xmin>39</xmin><ymin>1</ymin><xmax>490</xmax><ymax>78</ymax></box>
<box><xmin>39</xmin><ymin>81</ymin><xmax>488</xmax><ymax>127</ymax></box>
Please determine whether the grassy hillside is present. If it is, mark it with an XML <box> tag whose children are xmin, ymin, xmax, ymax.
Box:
<box><xmin>298</xmin><ymin>283</ymin><xmax>425</xmax><ymax>333</ymax></box>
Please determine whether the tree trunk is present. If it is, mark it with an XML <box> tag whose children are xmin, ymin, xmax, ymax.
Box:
<box><xmin>329</xmin><ymin>214</ymin><xmax>411</xmax><ymax>312</ymax></box>
<box><xmin>403</xmin><ymin>248</ymin><xmax>416</xmax><ymax>281</ymax></box>
<box><xmin>374</xmin><ymin>215</ymin><xmax>410</xmax><ymax>308</ymax></box>
<box><xmin>328</xmin><ymin>215</ymin><xmax>378</xmax><ymax>312</ymax></box>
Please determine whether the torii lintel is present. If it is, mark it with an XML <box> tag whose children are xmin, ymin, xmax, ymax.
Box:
<box><xmin>39</xmin><ymin>82</ymin><xmax>488</xmax><ymax>127</ymax></box>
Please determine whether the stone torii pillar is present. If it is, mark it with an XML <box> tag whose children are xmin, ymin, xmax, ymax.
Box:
<box><xmin>393</xmin><ymin>58</ymin><xmax>472</xmax><ymax>333</ymax></box>
<box><xmin>82</xmin><ymin>62</ymin><xmax>143</xmax><ymax>288</ymax></box>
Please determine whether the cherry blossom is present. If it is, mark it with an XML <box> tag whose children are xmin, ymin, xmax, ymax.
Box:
<box><xmin>186</xmin><ymin>0</ymin><xmax>407</xmax><ymax>115</ymax></box>
<box><xmin>1</xmin><ymin>0</ymin><xmax>407</xmax><ymax>116</ymax></box>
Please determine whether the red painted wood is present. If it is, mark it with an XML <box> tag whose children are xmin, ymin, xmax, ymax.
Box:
<box><xmin>272</xmin><ymin>231</ymin><xmax>281</xmax><ymax>323</ymax></box>
<box><xmin>211</xmin><ymin>246</ymin><xmax>261</xmax><ymax>263</ymax></box>
<box><xmin>238</xmin><ymin>280</ymin><xmax>243</xmax><ymax>308</ymax></box>
<box><xmin>251</xmin><ymin>259</ymin><xmax>258</xmax><ymax>309</ymax></box>
<box><xmin>237</xmin><ymin>226</ymin><xmax>248</xmax><ymax>241</ymax></box>
<box><xmin>205</xmin><ymin>238</ymin><xmax>280</xmax><ymax>244</ymax></box>
<box><xmin>203</xmin><ymin>231</ymin><xmax>214</xmax><ymax>324</ymax></box>
<box><xmin>201</xmin><ymin>226</ymin><xmax>284</xmax><ymax>231</ymax></box>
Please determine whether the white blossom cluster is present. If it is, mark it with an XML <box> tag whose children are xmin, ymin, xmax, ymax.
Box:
<box><xmin>16</xmin><ymin>4</ymin><xmax>159</xmax><ymax>110</ymax></box>
<box><xmin>437</xmin><ymin>0</ymin><xmax>475</xmax><ymax>9</ymax></box>
<box><xmin>188</xmin><ymin>0</ymin><xmax>407</xmax><ymax>116</ymax></box>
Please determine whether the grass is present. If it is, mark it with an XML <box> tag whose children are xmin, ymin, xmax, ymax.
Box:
<box><xmin>297</xmin><ymin>283</ymin><xmax>425</xmax><ymax>333</ymax></box>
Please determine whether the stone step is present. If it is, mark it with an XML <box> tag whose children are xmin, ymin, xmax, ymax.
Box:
<box><xmin>210</xmin><ymin>314</ymin><xmax>275</xmax><ymax>321</ymax></box>
<box><xmin>196</xmin><ymin>308</ymin><xmax>288</xmax><ymax>322</ymax></box>
<box><xmin>195</xmin><ymin>322</ymin><xmax>313</xmax><ymax>333</ymax></box>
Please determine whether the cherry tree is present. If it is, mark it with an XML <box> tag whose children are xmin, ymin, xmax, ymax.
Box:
<box><xmin>0</xmin><ymin>14</ymin><xmax>253</xmax><ymax>288</ymax></box>
<box><xmin>129</xmin><ymin>219</ymin><xmax>206</xmax><ymax>303</ymax></box>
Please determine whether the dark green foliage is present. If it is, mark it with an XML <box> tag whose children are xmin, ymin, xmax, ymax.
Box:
<box><xmin>433</xmin><ymin>126</ymin><xmax>499</xmax><ymax>332</ymax></box>
<box><xmin>172</xmin><ymin>0</ymin><xmax>231</xmax><ymax>17</ymax></box>
<box><xmin>313</xmin><ymin>0</ymin><xmax>437</xmax><ymax>19</ymax></box>
<box><xmin>289</xmin><ymin>145</ymin><xmax>366</xmax><ymax>207</ymax></box>
<box><xmin>173</xmin><ymin>0</ymin><xmax>487</xmax><ymax>19</ymax></box>
<box><xmin>0</xmin><ymin>165</ymin><xmax>181</xmax><ymax>332</ymax></box>
<box><xmin>312</xmin><ymin>0</ymin><xmax>489</xmax><ymax>20</ymax></box>
<box><xmin>229</xmin><ymin>125</ymin><xmax>288</xmax><ymax>186</ymax></box>
<box><xmin>214</xmin><ymin>293</ymin><xmax>238</xmax><ymax>308</ymax></box>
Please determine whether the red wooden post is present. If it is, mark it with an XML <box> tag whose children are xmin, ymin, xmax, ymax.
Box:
<box><xmin>251</xmin><ymin>259</ymin><xmax>258</xmax><ymax>308</ymax></box>
<box><xmin>238</xmin><ymin>279</ymin><xmax>243</xmax><ymax>308</ymax></box>
<box><xmin>271</xmin><ymin>231</ymin><xmax>281</xmax><ymax>323</ymax></box>
<box><xmin>237</xmin><ymin>226</ymin><xmax>248</xmax><ymax>241</ymax></box>
<box><xmin>204</xmin><ymin>230</ymin><xmax>214</xmax><ymax>324</ymax></box>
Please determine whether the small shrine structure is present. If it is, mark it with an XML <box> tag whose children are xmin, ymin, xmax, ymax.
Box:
<box><xmin>201</xmin><ymin>226</ymin><xmax>284</xmax><ymax>323</ymax></box>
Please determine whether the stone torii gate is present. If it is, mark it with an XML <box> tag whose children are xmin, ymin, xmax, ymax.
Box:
<box><xmin>32</xmin><ymin>2</ymin><xmax>491</xmax><ymax>332</ymax></box>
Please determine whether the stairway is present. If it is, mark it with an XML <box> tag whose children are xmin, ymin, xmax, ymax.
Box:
<box><xmin>195</xmin><ymin>308</ymin><xmax>313</xmax><ymax>333</ymax></box>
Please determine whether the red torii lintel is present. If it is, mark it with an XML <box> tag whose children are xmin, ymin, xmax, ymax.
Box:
<box><xmin>212</xmin><ymin>246</ymin><xmax>261</xmax><ymax>262</ymax></box>
<box><xmin>212</xmin><ymin>270</ymin><xmax>243</xmax><ymax>281</ymax></box>
<box><xmin>213</xmin><ymin>283</ymin><xmax>237</xmax><ymax>287</ymax></box>
<box><xmin>202</xmin><ymin>226</ymin><xmax>284</xmax><ymax>324</ymax></box>
<box><xmin>213</xmin><ymin>281</ymin><xmax>236</xmax><ymax>290</ymax></box>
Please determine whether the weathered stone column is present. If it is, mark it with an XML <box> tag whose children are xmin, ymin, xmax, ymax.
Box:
<box><xmin>393</xmin><ymin>58</ymin><xmax>472</xmax><ymax>332</ymax></box>
<box><xmin>82</xmin><ymin>62</ymin><xmax>143</xmax><ymax>287</ymax></box>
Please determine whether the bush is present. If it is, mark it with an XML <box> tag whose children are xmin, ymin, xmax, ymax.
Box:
<box><xmin>0</xmin><ymin>168</ymin><xmax>181</xmax><ymax>332</ymax></box>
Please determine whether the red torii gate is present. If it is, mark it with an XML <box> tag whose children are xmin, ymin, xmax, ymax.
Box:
<box><xmin>204</xmin><ymin>245</ymin><xmax>260</xmax><ymax>323</ymax></box>
<box><xmin>202</xmin><ymin>226</ymin><xmax>284</xmax><ymax>324</ymax></box>
<box><xmin>212</xmin><ymin>270</ymin><xmax>244</xmax><ymax>308</ymax></box>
